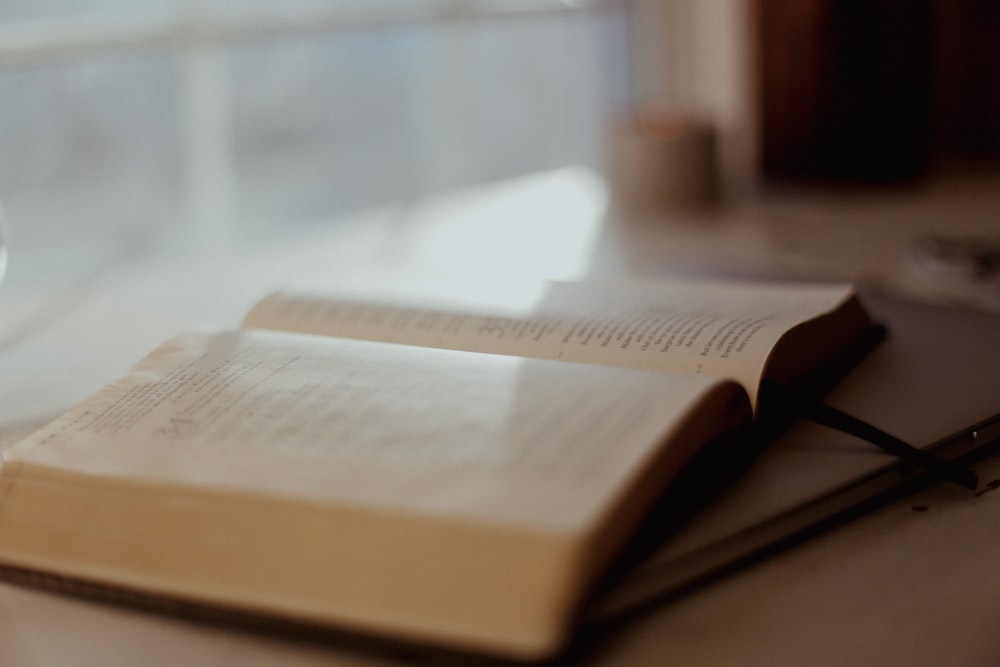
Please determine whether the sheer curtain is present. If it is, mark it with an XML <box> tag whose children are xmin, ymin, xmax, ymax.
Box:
<box><xmin>0</xmin><ymin>1</ymin><xmax>630</xmax><ymax>286</ymax></box>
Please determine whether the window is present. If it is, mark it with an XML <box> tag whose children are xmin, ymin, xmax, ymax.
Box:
<box><xmin>0</xmin><ymin>1</ymin><xmax>629</xmax><ymax>286</ymax></box>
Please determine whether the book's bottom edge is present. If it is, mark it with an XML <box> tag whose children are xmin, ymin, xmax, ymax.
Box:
<box><xmin>0</xmin><ymin>563</ymin><xmax>546</xmax><ymax>667</ymax></box>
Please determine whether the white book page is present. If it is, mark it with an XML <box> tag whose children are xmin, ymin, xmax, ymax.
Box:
<box><xmin>4</xmin><ymin>330</ymin><xmax>736</xmax><ymax>532</ymax></box>
<box><xmin>243</xmin><ymin>281</ymin><xmax>854</xmax><ymax>405</ymax></box>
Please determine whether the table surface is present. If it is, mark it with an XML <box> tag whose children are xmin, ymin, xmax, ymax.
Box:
<box><xmin>2</xmin><ymin>167</ymin><xmax>999</xmax><ymax>666</ymax></box>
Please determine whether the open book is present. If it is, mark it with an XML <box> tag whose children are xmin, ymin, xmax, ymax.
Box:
<box><xmin>0</xmin><ymin>280</ymin><xmax>873</xmax><ymax>659</ymax></box>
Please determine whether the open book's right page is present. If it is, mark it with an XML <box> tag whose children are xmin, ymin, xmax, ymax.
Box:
<box><xmin>243</xmin><ymin>280</ymin><xmax>868</xmax><ymax>407</ymax></box>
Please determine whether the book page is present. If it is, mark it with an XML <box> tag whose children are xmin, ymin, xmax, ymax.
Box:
<box><xmin>5</xmin><ymin>330</ymin><xmax>743</xmax><ymax>532</ymax></box>
<box><xmin>242</xmin><ymin>281</ymin><xmax>854</xmax><ymax>405</ymax></box>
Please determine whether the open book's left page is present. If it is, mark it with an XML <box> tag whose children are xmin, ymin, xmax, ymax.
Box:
<box><xmin>0</xmin><ymin>329</ymin><xmax>749</xmax><ymax>657</ymax></box>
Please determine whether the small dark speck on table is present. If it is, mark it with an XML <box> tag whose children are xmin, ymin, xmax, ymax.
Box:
<box><xmin>974</xmin><ymin>479</ymin><xmax>1000</xmax><ymax>497</ymax></box>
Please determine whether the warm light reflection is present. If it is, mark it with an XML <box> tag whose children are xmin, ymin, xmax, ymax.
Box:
<box><xmin>261</xmin><ymin>167</ymin><xmax>611</xmax><ymax>313</ymax></box>
<box><xmin>395</xmin><ymin>167</ymin><xmax>609</xmax><ymax>308</ymax></box>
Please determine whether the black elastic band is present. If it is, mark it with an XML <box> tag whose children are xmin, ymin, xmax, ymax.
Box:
<box><xmin>761</xmin><ymin>381</ymin><xmax>978</xmax><ymax>490</ymax></box>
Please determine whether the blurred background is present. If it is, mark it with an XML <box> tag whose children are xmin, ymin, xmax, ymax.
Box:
<box><xmin>0</xmin><ymin>0</ymin><xmax>632</xmax><ymax>288</ymax></box>
<box><xmin>0</xmin><ymin>0</ymin><xmax>998</xmax><ymax>289</ymax></box>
